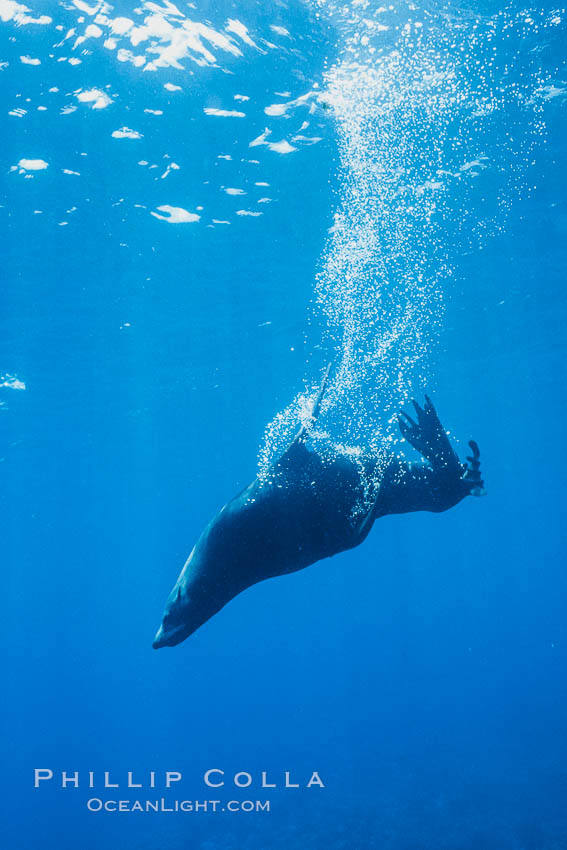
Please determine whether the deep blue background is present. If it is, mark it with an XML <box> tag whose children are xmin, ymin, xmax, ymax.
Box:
<box><xmin>1</xmin><ymin>1</ymin><xmax>567</xmax><ymax>848</ymax></box>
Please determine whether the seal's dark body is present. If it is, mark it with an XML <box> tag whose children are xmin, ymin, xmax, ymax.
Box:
<box><xmin>153</xmin><ymin>392</ymin><xmax>481</xmax><ymax>648</ymax></box>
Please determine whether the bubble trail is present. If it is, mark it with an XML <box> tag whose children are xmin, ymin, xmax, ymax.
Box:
<box><xmin>259</xmin><ymin>1</ymin><xmax>564</xmax><ymax>493</ymax></box>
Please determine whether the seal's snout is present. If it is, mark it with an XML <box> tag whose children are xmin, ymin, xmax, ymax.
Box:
<box><xmin>152</xmin><ymin>626</ymin><xmax>167</xmax><ymax>650</ymax></box>
<box><xmin>152</xmin><ymin>620</ymin><xmax>190</xmax><ymax>649</ymax></box>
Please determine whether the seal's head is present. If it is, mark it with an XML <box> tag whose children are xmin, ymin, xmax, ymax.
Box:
<box><xmin>152</xmin><ymin>585</ymin><xmax>192</xmax><ymax>649</ymax></box>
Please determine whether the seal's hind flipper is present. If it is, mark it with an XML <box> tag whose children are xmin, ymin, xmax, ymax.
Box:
<box><xmin>398</xmin><ymin>395</ymin><xmax>460</xmax><ymax>472</ymax></box>
<box><xmin>463</xmin><ymin>439</ymin><xmax>486</xmax><ymax>496</ymax></box>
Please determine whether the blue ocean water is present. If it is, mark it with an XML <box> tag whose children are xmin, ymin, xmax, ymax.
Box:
<box><xmin>1</xmin><ymin>1</ymin><xmax>567</xmax><ymax>848</ymax></box>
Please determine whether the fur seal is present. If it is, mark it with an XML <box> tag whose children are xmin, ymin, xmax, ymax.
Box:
<box><xmin>153</xmin><ymin>368</ymin><xmax>484</xmax><ymax>648</ymax></box>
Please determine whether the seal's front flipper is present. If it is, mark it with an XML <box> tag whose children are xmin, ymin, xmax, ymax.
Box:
<box><xmin>272</xmin><ymin>363</ymin><xmax>333</xmax><ymax>473</ymax></box>
<box><xmin>398</xmin><ymin>395</ymin><xmax>460</xmax><ymax>472</ymax></box>
<box><xmin>294</xmin><ymin>362</ymin><xmax>332</xmax><ymax>444</ymax></box>
<box><xmin>463</xmin><ymin>439</ymin><xmax>486</xmax><ymax>496</ymax></box>
<box><xmin>356</xmin><ymin>479</ymin><xmax>384</xmax><ymax>541</ymax></box>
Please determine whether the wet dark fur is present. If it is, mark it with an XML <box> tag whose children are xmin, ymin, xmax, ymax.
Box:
<box><xmin>153</xmin><ymin>378</ymin><xmax>483</xmax><ymax>649</ymax></box>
